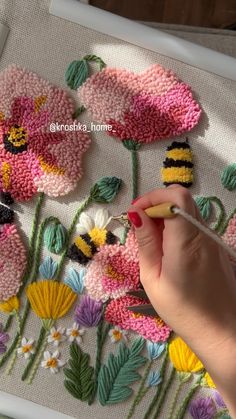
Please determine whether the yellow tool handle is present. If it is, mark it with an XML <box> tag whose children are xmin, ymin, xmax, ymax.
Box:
<box><xmin>144</xmin><ymin>202</ymin><xmax>176</xmax><ymax>219</ymax></box>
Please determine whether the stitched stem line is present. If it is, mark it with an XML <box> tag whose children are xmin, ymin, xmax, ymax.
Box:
<box><xmin>131</xmin><ymin>149</ymin><xmax>139</xmax><ymax>201</ymax></box>
<box><xmin>21</xmin><ymin>326</ymin><xmax>46</xmax><ymax>381</ymax></box>
<box><xmin>175</xmin><ymin>373</ymin><xmax>204</xmax><ymax>419</ymax></box>
<box><xmin>55</xmin><ymin>195</ymin><xmax>93</xmax><ymax>281</ymax></box>
<box><xmin>26</xmin><ymin>329</ymin><xmax>49</xmax><ymax>385</ymax></box>
<box><xmin>4</xmin><ymin>313</ymin><xmax>22</xmax><ymax>376</ymax></box>
<box><xmin>152</xmin><ymin>367</ymin><xmax>176</xmax><ymax>419</ymax></box>
<box><xmin>220</xmin><ymin>207</ymin><xmax>236</xmax><ymax>235</ymax></box>
<box><xmin>88</xmin><ymin>312</ymin><xmax>111</xmax><ymax>405</ymax></box>
<box><xmin>5</xmin><ymin>334</ymin><xmax>21</xmax><ymax>376</ymax></box>
<box><xmin>210</xmin><ymin>196</ymin><xmax>226</xmax><ymax>233</ymax></box>
<box><xmin>126</xmin><ymin>359</ymin><xmax>153</xmax><ymax>419</ymax></box>
<box><xmin>143</xmin><ymin>348</ymin><xmax>169</xmax><ymax>419</ymax></box>
<box><xmin>167</xmin><ymin>379</ymin><xmax>184</xmax><ymax>419</ymax></box>
<box><xmin>3</xmin><ymin>193</ymin><xmax>44</xmax><ymax>333</ymax></box>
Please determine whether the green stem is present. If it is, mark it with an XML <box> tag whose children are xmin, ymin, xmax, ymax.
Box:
<box><xmin>214</xmin><ymin>409</ymin><xmax>229</xmax><ymax>418</ymax></box>
<box><xmin>126</xmin><ymin>360</ymin><xmax>153</xmax><ymax>419</ymax></box>
<box><xmin>26</xmin><ymin>329</ymin><xmax>49</xmax><ymax>384</ymax></box>
<box><xmin>175</xmin><ymin>373</ymin><xmax>203</xmax><ymax>419</ymax></box>
<box><xmin>5</xmin><ymin>335</ymin><xmax>21</xmax><ymax>376</ymax></box>
<box><xmin>210</xmin><ymin>197</ymin><xmax>226</xmax><ymax>233</ymax></box>
<box><xmin>3</xmin><ymin>193</ymin><xmax>44</xmax><ymax>332</ymax></box>
<box><xmin>4</xmin><ymin>312</ymin><xmax>22</xmax><ymax>375</ymax></box>
<box><xmin>131</xmin><ymin>149</ymin><xmax>139</xmax><ymax>201</ymax></box>
<box><xmin>55</xmin><ymin>195</ymin><xmax>93</xmax><ymax>281</ymax></box>
<box><xmin>220</xmin><ymin>207</ymin><xmax>236</xmax><ymax>235</ymax></box>
<box><xmin>88</xmin><ymin>317</ymin><xmax>110</xmax><ymax>405</ymax></box>
<box><xmin>167</xmin><ymin>379</ymin><xmax>184</xmax><ymax>419</ymax></box>
<box><xmin>152</xmin><ymin>367</ymin><xmax>176</xmax><ymax>419</ymax></box>
<box><xmin>21</xmin><ymin>326</ymin><xmax>47</xmax><ymax>381</ymax></box>
<box><xmin>143</xmin><ymin>349</ymin><xmax>169</xmax><ymax>419</ymax></box>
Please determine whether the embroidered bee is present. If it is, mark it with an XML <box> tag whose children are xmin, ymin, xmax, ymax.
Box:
<box><xmin>67</xmin><ymin>209</ymin><xmax>117</xmax><ymax>265</ymax></box>
<box><xmin>161</xmin><ymin>140</ymin><xmax>194</xmax><ymax>188</ymax></box>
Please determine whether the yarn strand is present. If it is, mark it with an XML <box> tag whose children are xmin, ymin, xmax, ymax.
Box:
<box><xmin>173</xmin><ymin>207</ymin><xmax>236</xmax><ymax>260</ymax></box>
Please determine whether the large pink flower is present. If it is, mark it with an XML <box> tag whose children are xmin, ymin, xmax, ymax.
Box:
<box><xmin>84</xmin><ymin>230</ymin><xmax>140</xmax><ymax>302</ymax></box>
<box><xmin>0</xmin><ymin>65</ymin><xmax>90</xmax><ymax>201</ymax></box>
<box><xmin>79</xmin><ymin>64</ymin><xmax>201</xmax><ymax>143</ymax></box>
<box><xmin>105</xmin><ymin>295</ymin><xmax>171</xmax><ymax>342</ymax></box>
<box><xmin>0</xmin><ymin>224</ymin><xmax>27</xmax><ymax>301</ymax></box>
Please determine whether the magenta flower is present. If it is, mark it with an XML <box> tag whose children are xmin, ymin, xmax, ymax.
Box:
<box><xmin>0</xmin><ymin>223</ymin><xmax>27</xmax><ymax>301</ymax></box>
<box><xmin>0</xmin><ymin>65</ymin><xmax>90</xmax><ymax>201</ymax></box>
<box><xmin>189</xmin><ymin>397</ymin><xmax>216</xmax><ymax>419</ymax></box>
<box><xmin>0</xmin><ymin>323</ymin><xmax>9</xmax><ymax>353</ymax></box>
<box><xmin>75</xmin><ymin>295</ymin><xmax>103</xmax><ymax>327</ymax></box>
<box><xmin>105</xmin><ymin>295</ymin><xmax>171</xmax><ymax>343</ymax></box>
<box><xmin>84</xmin><ymin>230</ymin><xmax>140</xmax><ymax>302</ymax></box>
<box><xmin>79</xmin><ymin>64</ymin><xmax>201</xmax><ymax>143</ymax></box>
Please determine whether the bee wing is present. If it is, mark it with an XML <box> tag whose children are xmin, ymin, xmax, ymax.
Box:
<box><xmin>95</xmin><ymin>208</ymin><xmax>110</xmax><ymax>229</ymax></box>
<box><xmin>76</xmin><ymin>212</ymin><xmax>94</xmax><ymax>234</ymax></box>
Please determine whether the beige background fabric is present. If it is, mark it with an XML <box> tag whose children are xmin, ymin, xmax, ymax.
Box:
<box><xmin>0</xmin><ymin>1</ymin><xmax>235</xmax><ymax>418</ymax></box>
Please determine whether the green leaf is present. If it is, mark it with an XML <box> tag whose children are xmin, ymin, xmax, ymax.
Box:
<box><xmin>195</xmin><ymin>196</ymin><xmax>212</xmax><ymax>221</ymax></box>
<box><xmin>90</xmin><ymin>176</ymin><xmax>122</xmax><ymax>203</ymax></box>
<box><xmin>98</xmin><ymin>338</ymin><xmax>147</xmax><ymax>405</ymax></box>
<box><xmin>65</xmin><ymin>60</ymin><xmax>89</xmax><ymax>89</ymax></box>
<box><xmin>64</xmin><ymin>342</ymin><xmax>94</xmax><ymax>402</ymax></box>
<box><xmin>221</xmin><ymin>163</ymin><xmax>236</xmax><ymax>191</ymax></box>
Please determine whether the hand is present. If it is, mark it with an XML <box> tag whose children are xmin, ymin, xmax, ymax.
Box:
<box><xmin>128</xmin><ymin>185</ymin><xmax>236</xmax><ymax>415</ymax></box>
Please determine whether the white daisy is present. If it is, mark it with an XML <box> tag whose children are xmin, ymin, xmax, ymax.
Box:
<box><xmin>17</xmin><ymin>337</ymin><xmax>35</xmax><ymax>359</ymax></box>
<box><xmin>41</xmin><ymin>350</ymin><xmax>65</xmax><ymax>374</ymax></box>
<box><xmin>47</xmin><ymin>326</ymin><xmax>66</xmax><ymax>347</ymax></box>
<box><xmin>76</xmin><ymin>209</ymin><xmax>110</xmax><ymax>235</ymax></box>
<box><xmin>108</xmin><ymin>326</ymin><xmax>128</xmax><ymax>343</ymax></box>
<box><xmin>66</xmin><ymin>322</ymin><xmax>85</xmax><ymax>344</ymax></box>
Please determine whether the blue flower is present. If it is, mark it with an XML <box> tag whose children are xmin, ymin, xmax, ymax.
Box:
<box><xmin>64</xmin><ymin>268</ymin><xmax>85</xmax><ymax>294</ymax></box>
<box><xmin>39</xmin><ymin>256</ymin><xmax>58</xmax><ymax>279</ymax></box>
<box><xmin>147</xmin><ymin>341</ymin><xmax>166</xmax><ymax>360</ymax></box>
<box><xmin>147</xmin><ymin>371</ymin><xmax>162</xmax><ymax>387</ymax></box>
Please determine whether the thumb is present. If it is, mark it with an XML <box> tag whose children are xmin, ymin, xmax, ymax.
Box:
<box><xmin>127</xmin><ymin>207</ymin><xmax>163</xmax><ymax>284</ymax></box>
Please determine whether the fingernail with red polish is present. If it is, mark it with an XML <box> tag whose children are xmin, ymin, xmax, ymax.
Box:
<box><xmin>131</xmin><ymin>196</ymin><xmax>140</xmax><ymax>205</ymax></box>
<box><xmin>127</xmin><ymin>211</ymin><xmax>143</xmax><ymax>228</ymax></box>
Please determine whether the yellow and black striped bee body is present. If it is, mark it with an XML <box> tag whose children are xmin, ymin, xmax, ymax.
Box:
<box><xmin>68</xmin><ymin>228</ymin><xmax>117</xmax><ymax>265</ymax></box>
<box><xmin>161</xmin><ymin>140</ymin><xmax>193</xmax><ymax>188</ymax></box>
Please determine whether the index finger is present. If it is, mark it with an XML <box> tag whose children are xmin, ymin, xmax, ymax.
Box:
<box><xmin>132</xmin><ymin>185</ymin><xmax>199</xmax><ymax>246</ymax></box>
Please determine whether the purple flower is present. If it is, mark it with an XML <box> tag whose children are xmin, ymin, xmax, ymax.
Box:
<box><xmin>189</xmin><ymin>397</ymin><xmax>216</xmax><ymax>419</ymax></box>
<box><xmin>74</xmin><ymin>295</ymin><xmax>103</xmax><ymax>327</ymax></box>
<box><xmin>214</xmin><ymin>390</ymin><xmax>226</xmax><ymax>408</ymax></box>
<box><xmin>0</xmin><ymin>323</ymin><xmax>9</xmax><ymax>354</ymax></box>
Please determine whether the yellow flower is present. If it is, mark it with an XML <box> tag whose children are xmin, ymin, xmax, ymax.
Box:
<box><xmin>0</xmin><ymin>296</ymin><xmax>20</xmax><ymax>313</ymax></box>
<box><xmin>26</xmin><ymin>281</ymin><xmax>77</xmax><ymax>320</ymax></box>
<box><xmin>204</xmin><ymin>372</ymin><xmax>216</xmax><ymax>388</ymax></box>
<box><xmin>169</xmin><ymin>337</ymin><xmax>204</xmax><ymax>373</ymax></box>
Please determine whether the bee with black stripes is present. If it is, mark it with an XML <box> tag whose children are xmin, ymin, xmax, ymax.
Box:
<box><xmin>67</xmin><ymin>209</ymin><xmax>117</xmax><ymax>265</ymax></box>
<box><xmin>161</xmin><ymin>140</ymin><xmax>194</xmax><ymax>188</ymax></box>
